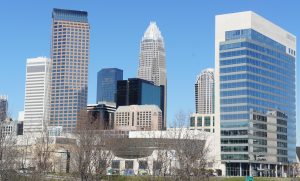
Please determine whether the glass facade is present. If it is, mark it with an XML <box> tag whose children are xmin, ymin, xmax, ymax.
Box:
<box><xmin>96</xmin><ymin>68</ymin><xmax>123</xmax><ymax>103</ymax></box>
<box><xmin>49</xmin><ymin>9</ymin><xmax>90</xmax><ymax>132</ymax></box>
<box><xmin>116</xmin><ymin>78</ymin><xmax>164</xmax><ymax>116</ymax></box>
<box><xmin>219</xmin><ymin>29</ymin><xmax>296</xmax><ymax>163</ymax></box>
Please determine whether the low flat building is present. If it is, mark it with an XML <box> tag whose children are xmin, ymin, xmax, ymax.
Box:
<box><xmin>190</xmin><ymin>113</ymin><xmax>215</xmax><ymax>133</ymax></box>
<box><xmin>114</xmin><ymin>105</ymin><xmax>162</xmax><ymax>131</ymax></box>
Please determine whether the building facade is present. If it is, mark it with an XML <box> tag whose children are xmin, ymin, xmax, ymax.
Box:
<box><xmin>114</xmin><ymin>105</ymin><xmax>162</xmax><ymax>131</ymax></box>
<box><xmin>195</xmin><ymin>68</ymin><xmax>214</xmax><ymax>114</ymax></box>
<box><xmin>24</xmin><ymin>57</ymin><xmax>50</xmax><ymax>134</ymax></box>
<box><xmin>116</xmin><ymin>78</ymin><xmax>164</xmax><ymax>116</ymax></box>
<box><xmin>87</xmin><ymin>102</ymin><xmax>117</xmax><ymax>130</ymax></box>
<box><xmin>216</xmin><ymin>11</ymin><xmax>296</xmax><ymax>176</ymax></box>
<box><xmin>137</xmin><ymin>22</ymin><xmax>167</xmax><ymax>129</ymax></box>
<box><xmin>0</xmin><ymin>95</ymin><xmax>8</xmax><ymax>121</ymax></box>
<box><xmin>49</xmin><ymin>8</ymin><xmax>90</xmax><ymax>132</ymax></box>
<box><xmin>97</xmin><ymin>68</ymin><xmax>123</xmax><ymax>103</ymax></box>
<box><xmin>190</xmin><ymin>113</ymin><xmax>215</xmax><ymax>133</ymax></box>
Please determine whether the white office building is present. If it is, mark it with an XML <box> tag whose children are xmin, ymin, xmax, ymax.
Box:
<box><xmin>195</xmin><ymin>68</ymin><xmax>214</xmax><ymax>114</ymax></box>
<box><xmin>216</xmin><ymin>11</ymin><xmax>296</xmax><ymax>176</ymax></box>
<box><xmin>24</xmin><ymin>57</ymin><xmax>50</xmax><ymax>134</ymax></box>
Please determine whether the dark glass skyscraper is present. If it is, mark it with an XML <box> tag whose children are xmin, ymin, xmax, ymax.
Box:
<box><xmin>116</xmin><ymin>78</ymin><xmax>164</xmax><ymax>117</ymax></box>
<box><xmin>49</xmin><ymin>9</ymin><xmax>90</xmax><ymax>132</ymax></box>
<box><xmin>96</xmin><ymin>68</ymin><xmax>123</xmax><ymax>103</ymax></box>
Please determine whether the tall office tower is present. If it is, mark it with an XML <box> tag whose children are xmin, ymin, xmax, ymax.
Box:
<box><xmin>0</xmin><ymin>95</ymin><xmax>8</xmax><ymax>121</ymax></box>
<box><xmin>138</xmin><ymin>22</ymin><xmax>167</xmax><ymax>129</ymax></box>
<box><xmin>195</xmin><ymin>68</ymin><xmax>214</xmax><ymax>114</ymax></box>
<box><xmin>216</xmin><ymin>11</ymin><xmax>296</xmax><ymax>176</ymax></box>
<box><xmin>24</xmin><ymin>57</ymin><xmax>50</xmax><ymax>134</ymax></box>
<box><xmin>49</xmin><ymin>9</ymin><xmax>90</xmax><ymax>132</ymax></box>
<box><xmin>97</xmin><ymin>68</ymin><xmax>123</xmax><ymax>103</ymax></box>
<box><xmin>116</xmin><ymin>78</ymin><xmax>164</xmax><ymax>115</ymax></box>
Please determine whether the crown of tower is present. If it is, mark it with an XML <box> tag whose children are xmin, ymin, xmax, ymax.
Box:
<box><xmin>143</xmin><ymin>21</ymin><xmax>163</xmax><ymax>40</ymax></box>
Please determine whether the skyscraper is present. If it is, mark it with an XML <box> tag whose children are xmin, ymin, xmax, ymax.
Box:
<box><xmin>195</xmin><ymin>68</ymin><xmax>214</xmax><ymax>114</ymax></box>
<box><xmin>116</xmin><ymin>78</ymin><xmax>164</xmax><ymax>115</ymax></box>
<box><xmin>0</xmin><ymin>95</ymin><xmax>8</xmax><ymax>121</ymax></box>
<box><xmin>216</xmin><ymin>11</ymin><xmax>296</xmax><ymax>176</ymax></box>
<box><xmin>24</xmin><ymin>57</ymin><xmax>50</xmax><ymax>134</ymax></box>
<box><xmin>96</xmin><ymin>68</ymin><xmax>123</xmax><ymax>103</ymax></box>
<box><xmin>49</xmin><ymin>8</ymin><xmax>90</xmax><ymax>132</ymax></box>
<box><xmin>138</xmin><ymin>22</ymin><xmax>167</xmax><ymax>129</ymax></box>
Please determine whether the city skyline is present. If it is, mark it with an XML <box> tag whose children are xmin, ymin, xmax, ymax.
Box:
<box><xmin>0</xmin><ymin>1</ymin><xmax>299</xmax><ymax>145</ymax></box>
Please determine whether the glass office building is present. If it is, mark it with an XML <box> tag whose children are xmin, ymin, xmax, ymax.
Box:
<box><xmin>216</xmin><ymin>12</ymin><xmax>296</xmax><ymax>176</ymax></box>
<box><xmin>49</xmin><ymin>9</ymin><xmax>90</xmax><ymax>132</ymax></box>
<box><xmin>116</xmin><ymin>78</ymin><xmax>164</xmax><ymax>118</ymax></box>
<box><xmin>96</xmin><ymin>68</ymin><xmax>123</xmax><ymax>103</ymax></box>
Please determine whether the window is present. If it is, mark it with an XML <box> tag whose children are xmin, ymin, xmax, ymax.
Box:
<box><xmin>197</xmin><ymin>117</ymin><xmax>202</xmax><ymax>126</ymax></box>
<box><xmin>204</xmin><ymin>116</ymin><xmax>211</xmax><ymax>126</ymax></box>
<box><xmin>139</xmin><ymin>161</ymin><xmax>148</xmax><ymax>170</ymax></box>
<box><xmin>112</xmin><ymin>160</ymin><xmax>120</xmax><ymax>170</ymax></box>
<box><xmin>190</xmin><ymin>117</ymin><xmax>195</xmax><ymax>127</ymax></box>
<box><xmin>125</xmin><ymin>161</ymin><xmax>133</xmax><ymax>169</ymax></box>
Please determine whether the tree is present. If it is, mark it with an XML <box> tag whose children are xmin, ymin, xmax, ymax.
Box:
<box><xmin>169</xmin><ymin>111</ymin><xmax>211</xmax><ymax>181</ymax></box>
<box><xmin>0</xmin><ymin>119</ymin><xmax>20</xmax><ymax>180</ymax></box>
<box><xmin>33</xmin><ymin>124</ymin><xmax>55</xmax><ymax>175</ymax></box>
<box><xmin>72</xmin><ymin>110</ymin><xmax>115</xmax><ymax>181</ymax></box>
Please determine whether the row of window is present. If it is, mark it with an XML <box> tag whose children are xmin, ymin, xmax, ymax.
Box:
<box><xmin>221</xmin><ymin>81</ymin><xmax>293</xmax><ymax>98</ymax></box>
<box><xmin>220</xmin><ymin>64</ymin><xmax>294</xmax><ymax>84</ymax></box>
<box><xmin>221</xmin><ymin>114</ymin><xmax>249</xmax><ymax>120</ymax></box>
<box><xmin>221</xmin><ymin>97</ymin><xmax>287</xmax><ymax>111</ymax></box>
<box><xmin>221</xmin><ymin>146</ymin><xmax>248</xmax><ymax>152</ymax></box>
<box><xmin>225</xmin><ymin>29</ymin><xmax>286</xmax><ymax>52</ymax></box>
<box><xmin>221</xmin><ymin>89</ymin><xmax>292</xmax><ymax>106</ymax></box>
<box><xmin>221</xmin><ymin>138</ymin><xmax>248</xmax><ymax>144</ymax></box>
<box><xmin>221</xmin><ymin>121</ymin><xmax>248</xmax><ymax>128</ymax></box>
<box><xmin>221</xmin><ymin>154</ymin><xmax>248</xmax><ymax>160</ymax></box>
<box><xmin>221</xmin><ymin>130</ymin><xmax>248</xmax><ymax>136</ymax></box>
<box><xmin>220</xmin><ymin>49</ymin><xmax>294</xmax><ymax>72</ymax></box>
<box><xmin>253</xmin><ymin>147</ymin><xmax>267</xmax><ymax>153</ymax></box>
<box><xmin>220</xmin><ymin>72</ymin><xmax>292</xmax><ymax>90</ymax></box>
<box><xmin>220</xmin><ymin>40</ymin><xmax>293</xmax><ymax>62</ymax></box>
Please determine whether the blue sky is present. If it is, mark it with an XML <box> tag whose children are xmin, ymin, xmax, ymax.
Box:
<box><xmin>0</xmin><ymin>0</ymin><xmax>299</xmax><ymax>144</ymax></box>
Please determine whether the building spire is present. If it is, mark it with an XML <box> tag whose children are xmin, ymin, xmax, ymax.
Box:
<box><xmin>143</xmin><ymin>21</ymin><xmax>163</xmax><ymax>40</ymax></box>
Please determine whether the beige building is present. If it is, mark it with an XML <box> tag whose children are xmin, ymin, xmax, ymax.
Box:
<box><xmin>114</xmin><ymin>105</ymin><xmax>162</xmax><ymax>131</ymax></box>
<box><xmin>49</xmin><ymin>9</ymin><xmax>90</xmax><ymax>133</ymax></box>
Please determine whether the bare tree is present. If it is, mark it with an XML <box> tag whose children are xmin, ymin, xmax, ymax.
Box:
<box><xmin>33</xmin><ymin>124</ymin><xmax>55</xmax><ymax>175</ymax></box>
<box><xmin>169</xmin><ymin>111</ymin><xmax>211</xmax><ymax>181</ymax></box>
<box><xmin>72</xmin><ymin>110</ymin><xmax>115</xmax><ymax>181</ymax></box>
<box><xmin>71</xmin><ymin>110</ymin><xmax>97</xmax><ymax>181</ymax></box>
<box><xmin>90</xmin><ymin>132</ymin><xmax>115</xmax><ymax>180</ymax></box>
<box><xmin>0</xmin><ymin>119</ymin><xmax>20</xmax><ymax>180</ymax></box>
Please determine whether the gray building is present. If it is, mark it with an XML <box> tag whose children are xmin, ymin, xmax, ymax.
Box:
<box><xmin>0</xmin><ymin>95</ymin><xmax>8</xmax><ymax>121</ymax></box>
<box><xmin>49</xmin><ymin>9</ymin><xmax>90</xmax><ymax>132</ymax></box>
